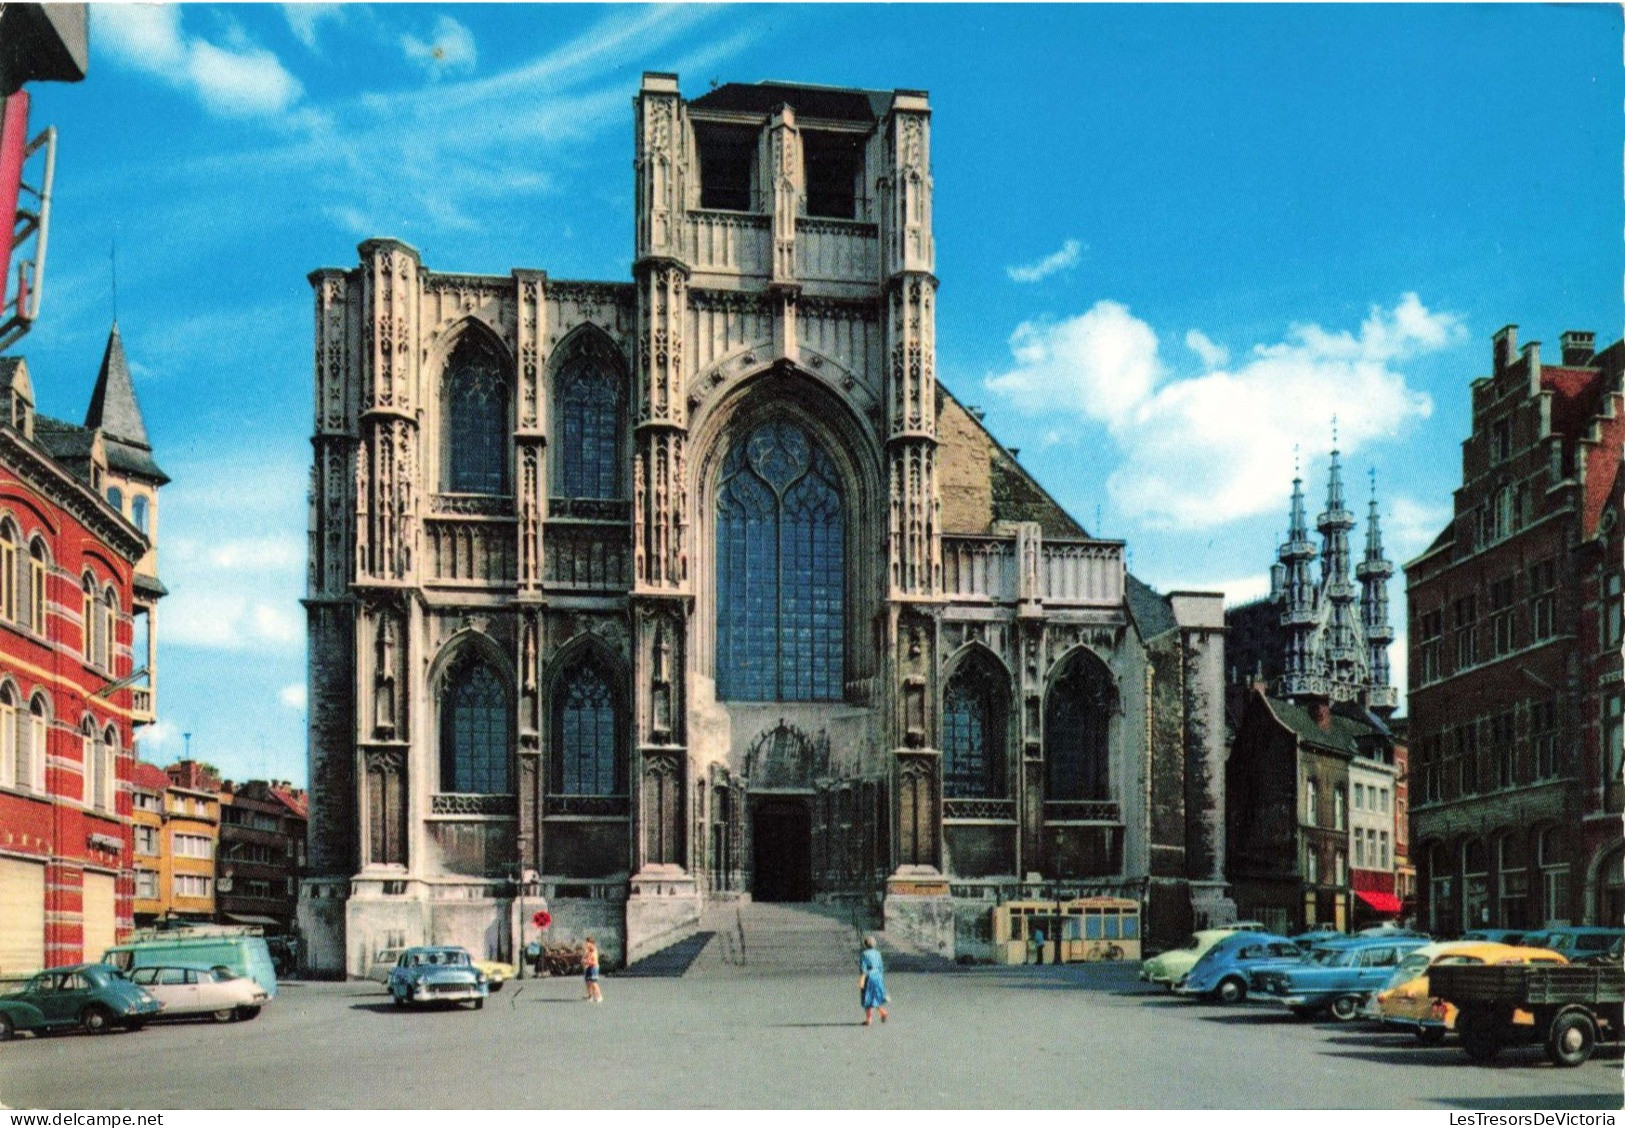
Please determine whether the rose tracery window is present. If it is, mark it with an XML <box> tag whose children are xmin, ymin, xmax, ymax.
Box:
<box><xmin>715</xmin><ymin>420</ymin><xmax>844</xmax><ymax>702</ymax></box>
<box><xmin>443</xmin><ymin>335</ymin><xmax>510</xmax><ymax>495</ymax></box>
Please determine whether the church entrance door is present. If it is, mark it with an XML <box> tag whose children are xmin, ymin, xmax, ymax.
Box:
<box><xmin>751</xmin><ymin>796</ymin><xmax>812</xmax><ymax>902</ymax></box>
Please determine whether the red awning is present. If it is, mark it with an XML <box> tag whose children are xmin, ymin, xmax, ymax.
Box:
<box><xmin>1355</xmin><ymin>890</ymin><xmax>1403</xmax><ymax>915</ymax></box>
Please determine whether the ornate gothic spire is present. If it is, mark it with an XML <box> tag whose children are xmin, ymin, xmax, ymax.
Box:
<box><xmin>1356</xmin><ymin>468</ymin><xmax>1397</xmax><ymax>715</ymax></box>
<box><xmin>1278</xmin><ymin>452</ymin><xmax>1319</xmax><ymax>692</ymax></box>
<box><xmin>1316</xmin><ymin>437</ymin><xmax>1360</xmax><ymax>691</ymax></box>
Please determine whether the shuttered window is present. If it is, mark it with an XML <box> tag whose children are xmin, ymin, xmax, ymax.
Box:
<box><xmin>0</xmin><ymin>857</ymin><xmax>45</xmax><ymax>976</ymax></box>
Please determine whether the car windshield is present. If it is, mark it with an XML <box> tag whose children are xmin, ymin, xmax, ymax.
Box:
<box><xmin>1307</xmin><ymin>947</ymin><xmax>1350</xmax><ymax>967</ymax></box>
<box><xmin>1383</xmin><ymin>952</ymin><xmax>1434</xmax><ymax>990</ymax></box>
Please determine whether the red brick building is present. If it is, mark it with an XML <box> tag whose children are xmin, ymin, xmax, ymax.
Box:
<box><xmin>0</xmin><ymin>353</ymin><xmax>149</xmax><ymax>974</ymax></box>
<box><xmin>1407</xmin><ymin>327</ymin><xmax>1623</xmax><ymax>934</ymax></box>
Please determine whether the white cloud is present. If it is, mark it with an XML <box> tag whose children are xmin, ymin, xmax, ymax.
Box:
<box><xmin>136</xmin><ymin>719</ymin><xmax>182</xmax><ymax>756</ymax></box>
<box><xmin>986</xmin><ymin>300</ymin><xmax>1163</xmax><ymax>430</ymax></box>
<box><xmin>96</xmin><ymin>5</ymin><xmax>303</xmax><ymax>118</ymax></box>
<box><xmin>1007</xmin><ymin>238</ymin><xmax>1083</xmax><ymax>283</ymax></box>
<box><xmin>278</xmin><ymin>683</ymin><xmax>308</xmax><ymax>710</ymax></box>
<box><xmin>402</xmin><ymin>15</ymin><xmax>477</xmax><ymax>77</ymax></box>
<box><xmin>1209</xmin><ymin>572</ymin><xmax>1273</xmax><ymax>607</ymax></box>
<box><xmin>1386</xmin><ymin>494</ymin><xmax>1455</xmax><ymax>565</ymax></box>
<box><xmin>163</xmin><ymin>592</ymin><xmax>303</xmax><ymax>652</ymax></box>
<box><xmin>1185</xmin><ymin>329</ymin><xmax>1229</xmax><ymax>370</ymax></box>
<box><xmin>283</xmin><ymin>4</ymin><xmax>344</xmax><ymax>51</ymax></box>
<box><xmin>986</xmin><ymin>294</ymin><xmax>1460</xmax><ymax>530</ymax></box>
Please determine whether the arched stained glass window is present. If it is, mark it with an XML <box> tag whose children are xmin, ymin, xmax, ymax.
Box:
<box><xmin>443</xmin><ymin>335</ymin><xmax>510</xmax><ymax>495</ymax></box>
<box><xmin>1045</xmin><ymin>650</ymin><xmax>1113</xmax><ymax>801</ymax></box>
<box><xmin>553</xmin><ymin>660</ymin><xmax>623</xmax><ymax>795</ymax></box>
<box><xmin>557</xmin><ymin>361</ymin><xmax>621</xmax><ymax>498</ymax></box>
<box><xmin>440</xmin><ymin>654</ymin><xmax>510</xmax><ymax>793</ymax></box>
<box><xmin>943</xmin><ymin>657</ymin><xmax>1008</xmax><ymax>798</ymax></box>
<box><xmin>716</xmin><ymin>420</ymin><xmax>844</xmax><ymax>701</ymax></box>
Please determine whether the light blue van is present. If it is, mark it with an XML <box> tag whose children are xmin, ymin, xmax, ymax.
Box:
<box><xmin>101</xmin><ymin>928</ymin><xmax>278</xmax><ymax>997</ymax></box>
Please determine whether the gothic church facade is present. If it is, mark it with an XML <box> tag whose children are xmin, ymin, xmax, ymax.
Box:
<box><xmin>300</xmin><ymin>74</ymin><xmax>1229</xmax><ymax>973</ymax></box>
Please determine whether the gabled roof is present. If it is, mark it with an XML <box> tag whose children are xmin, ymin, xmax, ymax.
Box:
<box><xmin>268</xmin><ymin>785</ymin><xmax>308</xmax><ymax>819</ymax></box>
<box><xmin>1262</xmin><ymin>695</ymin><xmax>1383</xmax><ymax>756</ymax></box>
<box><xmin>32</xmin><ymin>414</ymin><xmax>97</xmax><ymax>462</ymax></box>
<box><xmin>689</xmin><ymin>81</ymin><xmax>895</xmax><ymax>124</ymax></box>
<box><xmin>132</xmin><ymin>760</ymin><xmax>171</xmax><ymax>792</ymax></box>
<box><xmin>84</xmin><ymin>324</ymin><xmax>168</xmax><ymax>485</ymax></box>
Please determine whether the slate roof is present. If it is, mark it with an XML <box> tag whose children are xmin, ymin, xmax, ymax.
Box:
<box><xmin>1262</xmin><ymin>695</ymin><xmax>1384</xmax><ymax>756</ymax></box>
<box><xmin>33</xmin><ymin>413</ymin><xmax>97</xmax><ymax>462</ymax></box>
<box><xmin>1124</xmin><ymin>573</ymin><xmax>1178</xmax><ymax>641</ymax></box>
<box><xmin>689</xmin><ymin>81</ymin><xmax>896</xmax><ymax>123</ymax></box>
<box><xmin>84</xmin><ymin>324</ymin><xmax>168</xmax><ymax>484</ymax></box>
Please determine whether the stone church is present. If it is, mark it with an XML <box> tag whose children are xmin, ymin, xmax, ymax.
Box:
<box><xmin>299</xmin><ymin>74</ymin><xmax>1230</xmax><ymax>975</ymax></box>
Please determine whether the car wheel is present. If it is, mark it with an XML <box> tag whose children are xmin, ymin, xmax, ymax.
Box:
<box><xmin>488</xmin><ymin>981</ymin><xmax>504</xmax><ymax>993</ymax></box>
<box><xmin>393</xmin><ymin>993</ymin><xmax>405</xmax><ymax>1007</ymax></box>
<box><xmin>1215</xmin><ymin>977</ymin><xmax>1246</xmax><ymax>1005</ymax></box>
<box><xmin>1545</xmin><ymin>1009</ymin><xmax>1598</xmax><ymax>1068</ymax></box>
<box><xmin>122</xmin><ymin>1018</ymin><xmax>146</xmax><ymax>1033</ymax></box>
<box><xmin>1329</xmin><ymin>995</ymin><xmax>1362</xmax><ymax>1022</ymax></box>
<box><xmin>236</xmin><ymin>1006</ymin><xmax>261</xmax><ymax>1022</ymax></box>
<box><xmin>0</xmin><ymin>1013</ymin><xmax>14</xmax><ymax>1041</ymax></box>
<box><xmin>81</xmin><ymin>1005</ymin><xmax>115</xmax><ymax>1034</ymax></box>
<box><xmin>474</xmin><ymin>997</ymin><xmax>485</xmax><ymax>1010</ymax></box>
<box><xmin>212</xmin><ymin>1008</ymin><xmax>236</xmax><ymax>1023</ymax></box>
<box><xmin>1457</xmin><ymin>1006</ymin><xmax>1503</xmax><ymax>1064</ymax></box>
<box><xmin>1416</xmin><ymin>1026</ymin><xmax>1447</xmax><ymax>1046</ymax></box>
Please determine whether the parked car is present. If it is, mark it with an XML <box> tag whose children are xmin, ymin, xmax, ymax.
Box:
<box><xmin>1140</xmin><ymin>929</ymin><xmax>1243</xmax><ymax>990</ymax></box>
<box><xmin>125</xmin><ymin>962</ymin><xmax>270</xmax><ymax>1023</ymax></box>
<box><xmin>1460</xmin><ymin>929</ymin><xmax>1527</xmax><ymax>947</ymax></box>
<box><xmin>1174</xmin><ymin>932</ymin><xmax>1304</xmax><ymax>1003</ymax></box>
<box><xmin>386</xmin><ymin>946</ymin><xmax>489</xmax><ymax>1009</ymax></box>
<box><xmin>1289</xmin><ymin>924</ymin><xmax>1345</xmax><ymax>950</ymax></box>
<box><xmin>368</xmin><ymin>947</ymin><xmax>514</xmax><ymax>992</ymax></box>
<box><xmin>0</xmin><ymin>964</ymin><xmax>162</xmax><ymax>1038</ymax></box>
<box><xmin>1356</xmin><ymin>925</ymin><xmax>1431</xmax><ymax>940</ymax></box>
<box><xmin>1250</xmin><ymin>935</ymin><xmax>1431</xmax><ymax>1020</ymax></box>
<box><xmin>1371</xmin><ymin>941</ymin><xmax>1566</xmax><ymax>1044</ymax></box>
<box><xmin>102</xmin><ymin>927</ymin><xmax>278</xmax><ymax>998</ymax></box>
<box><xmin>1516</xmin><ymin>927</ymin><xmax>1625</xmax><ymax>960</ymax></box>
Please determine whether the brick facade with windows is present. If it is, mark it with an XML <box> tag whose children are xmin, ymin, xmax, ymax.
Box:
<box><xmin>1407</xmin><ymin>326</ymin><xmax>1623</xmax><ymax>934</ymax></box>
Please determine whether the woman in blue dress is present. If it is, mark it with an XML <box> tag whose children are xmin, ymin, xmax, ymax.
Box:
<box><xmin>858</xmin><ymin>936</ymin><xmax>888</xmax><ymax>1026</ymax></box>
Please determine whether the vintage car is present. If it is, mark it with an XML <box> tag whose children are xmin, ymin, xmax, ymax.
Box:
<box><xmin>1370</xmin><ymin>941</ymin><xmax>1566</xmax><ymax>1043</ymax></box>
<box><xmin>1249</xmin><ymin>935</ymin><xmax>1431</xmax><ymax>1020</ymax></box>
<box><xmin>1140</xmin><ymin>929</ymin><xmax>1244</xmax><ymax>990</ymax></box>
<box><xmin>1289</xmin><ymin>924</ymin><xmax>1345</xmax><ymax>950</ymax></box>
<box><xmin>386</xmin><ymin>946</ymin><xmax>489</xmax><ymax>1009</ymax></box>
<box><xmin>0</xmin><ymin>963</ymin><xmax>162</xmax><ymax>1038</ymax></box>
<box><xmin>369</xmin><ymin>946</ymin><xmax>513</xmax><ymax>992</ymax></box>
<box><xmin>1174</xmin><ymin>932</ymin><xmax>1305</xmax><ymax>1003</ymax></box>
<box><xmin>125</xmin><ymin>962</ymin><xmax>271</xmax><ymax>1023</ymax></box>
<box><xmin>1517</xmin><ymin>927</ymin><xmax>1625</xmax><ymax>960</ymax></box>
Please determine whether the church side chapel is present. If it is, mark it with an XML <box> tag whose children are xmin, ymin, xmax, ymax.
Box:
<box><xmin>299</xmin><ymin>74</ymin><xmax>1230</xmax><ymax>974</ymax></box>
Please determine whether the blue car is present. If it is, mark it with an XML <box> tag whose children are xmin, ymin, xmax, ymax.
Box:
<box><xmin>0</xmin><ymin>964</ymin><xmax>162</xmax><ymax>1037</ymax></box>
<box><xmin>1174</xmin><ymin>932</ymin><xmax>1304</xmax><ymax>1003</ymax></box>
<box><xmin>1250</xmin><ymin>935</ymin><xmax>1430</xmax><ymax>1020</ymax></box>
<box><xmin>386</xmin><ymin>946</ymin><xmax>489</xmax><ymax>1009</ymax></box>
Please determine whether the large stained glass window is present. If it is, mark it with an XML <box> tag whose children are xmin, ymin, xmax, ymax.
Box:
<box><xmin>943</xmin><ymin>658</ymin><xmax>1008</xmax><ymax>798</ymax></box>
<box><xmin>440</xmin><ymin>655</ymin><xmax>510</xmax><ymax>793</ymax></box>
<box><xmin>558</xmin><ymin>361</ymin><xmax>621</xmax><ymax>498</ymax></box>
<box><xmin>716</xmin><ymin>420</ymin><xmax>844</xmax><ymax>701</ymax></box>
<box><xmin>554</xmin><ymin>660</ymin><xmax>624</xmax><ymax>795</ymax></box>
<box><xmin>1045</xmin><ymin>650</ymin><xmax>1112</xmax><ymax>801</ymax></box>
<box><xmin>443</xmin><ymin>335</ymin><xmax>509</xmax><ymax>495</ymax></box>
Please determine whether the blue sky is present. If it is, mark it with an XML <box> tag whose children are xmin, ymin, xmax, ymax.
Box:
<box><xmin>11</xmin><ymin>4</ymin><xmax>1619</xmax><ymax>786</ymax></box>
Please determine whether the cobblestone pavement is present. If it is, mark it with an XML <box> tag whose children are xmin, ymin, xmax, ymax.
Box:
<box><xmin>1</xmin><ymin>963</ymin><xmax>1619</xmax><ymax>1109</ymax></box>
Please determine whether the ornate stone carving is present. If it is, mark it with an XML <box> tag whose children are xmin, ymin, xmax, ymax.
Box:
<box><xmin>431</xmin><ymin>494</ymin><xmax>514</xmax><ymax>516</ymax></box>
<box><xmin>544</xmin><ymin>795</ymin><xmax>630</xmax><ymax>818</ymax></box>
<box><xmin>430</xmin><ymin>792</ymin><xmax>518</xmax><ymax>816</ymax></box>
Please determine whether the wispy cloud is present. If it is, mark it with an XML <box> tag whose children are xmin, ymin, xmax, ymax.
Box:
<box><xmin>95</xmin><ymin>6</ymin><xmax>303</xmax><ymax>118</ymax></box>
<box><xmin>1007</xmin><ymin>238</ymin><xmax>1083</xmax><ymax>283</ymax></box>
<box><xmin>278</xmin><ymin>683</ymin><xmax>308</xmax><ymax>711</ymax></box>
<box><xmin>401</xmin><ymin>15</ymin><xmax>477</xmax><ymax>78</ymax></box>
<box><xmin>986</xmin><ymin>293</ymin><xmax>1461</xmax><ymax>529</ymax></box>
<box><xmin>283</xmin><ymin>4</ymin><xmax>345</xmax><ymax>52</ymax></box>
<box><xmin>1185</xmin><ymin>329</ymin><xmax>1229</xmax><ymax>369</ymax></box>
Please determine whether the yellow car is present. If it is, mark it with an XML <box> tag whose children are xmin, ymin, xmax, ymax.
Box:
<box><xmin>472</xmin><ymin>959</ymin><xmax>514</xmax><ymax>991</ymax></box>
<box><xmin>1372</xmin><ymin>941</ymin><xmax>1566</xmax><ymax>1044</ymax></box>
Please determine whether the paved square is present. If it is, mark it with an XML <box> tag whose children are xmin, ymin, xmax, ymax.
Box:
<box><xmin>1</xmin><ymin>963</ymin><xmax>1620</xmax><ymax>1109</ymax></box>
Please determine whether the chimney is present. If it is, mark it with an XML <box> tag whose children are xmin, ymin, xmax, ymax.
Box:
<box><xmin>1492</xmin><ymin>325</ymin><xmax>1518</xmax><ymax>376</ymax></box>
<box><xmin>1560</xmin><ymin>330</ymin><xmax>1596</xmax><ymax>367</ymax></box>
<box><xmin>1311</xmin><ymin>700</ymin><xmax>1332</xmax><ymax>732</ymax></box>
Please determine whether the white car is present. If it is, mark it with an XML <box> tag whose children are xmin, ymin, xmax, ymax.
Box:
<box><xmin>126</xmin><ymin>962</ymin><xmax>270</xmax><ymax>1022</ymax></box>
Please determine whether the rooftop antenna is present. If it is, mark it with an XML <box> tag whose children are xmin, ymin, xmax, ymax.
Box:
<box><xmin>1331</xmin><ymin>414</ymin><xmax>1339</xmax><ymax>450</ymax></box>
<box><xmin>1293</xmin><ymin>444</ymin><xmax>1300</xmax><ymax>477</ymax></box>
<box><xmin>183</xmin><ymin>731</ymin><xmax>192</xmax><ymax>760</ymax></box>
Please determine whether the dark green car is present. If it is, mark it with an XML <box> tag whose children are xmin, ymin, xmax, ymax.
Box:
<box><xmin>0</xmin><ymin>964</ymin><xmax>162</xmax><ymax>1039</ymax></box>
